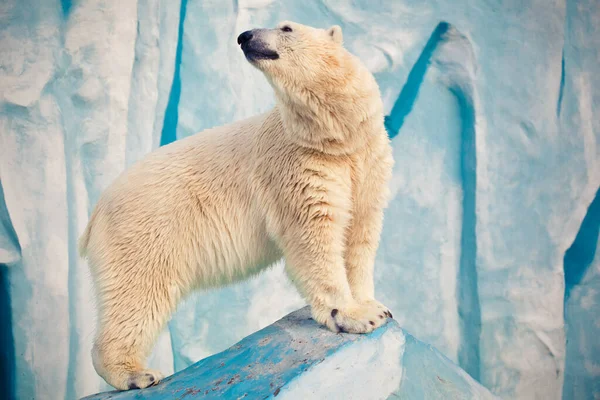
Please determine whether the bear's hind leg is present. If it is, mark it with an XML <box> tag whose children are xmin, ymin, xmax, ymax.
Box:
<box><xmin>91</xmin><ymin>262</ymin><xmax>177</xmax><ymax>390</ymax></box>
<box><xmin>92</xmin><ymin>343</ymin><xmax>163</xmax><ymax>391</ymax></box>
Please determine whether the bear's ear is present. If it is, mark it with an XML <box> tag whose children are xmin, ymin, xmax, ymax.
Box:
<box><xmin>328</xmin><ymin>25</ymin><xmax>343</xmax><ymax>44</ymax></box>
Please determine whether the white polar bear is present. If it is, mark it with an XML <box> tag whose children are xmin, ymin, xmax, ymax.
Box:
<box><xmin>79</xmin><ymin>21</ymin><xmax>394</xmax><ymax>391</ymax></box>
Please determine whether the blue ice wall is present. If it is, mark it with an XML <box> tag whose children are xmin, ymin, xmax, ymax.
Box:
<box><xmin>0</xmin><ymin>1</ymin><xmax>598</xmax><ymax>399</ymax></box>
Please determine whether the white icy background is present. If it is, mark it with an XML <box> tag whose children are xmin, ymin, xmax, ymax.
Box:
<box><xmin>0</xmin><ymin>0</ymin><xmax>598</xmax><ymax>399</ymax></box>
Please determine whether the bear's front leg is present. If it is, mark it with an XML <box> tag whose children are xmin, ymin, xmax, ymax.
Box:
<box><xmin>273</xmin><ymin>171</ymin><xmax>390</xmax><ymax>334</ymax></box>
<box><xmin>344</xmin><ymin>203</ymin><xmax>392</xmax><ymax>319</ymax></box>
<box><xmin>344</xmin><ymin>142</ymin><xmax>394</xmax><ymax>317</ymax></box>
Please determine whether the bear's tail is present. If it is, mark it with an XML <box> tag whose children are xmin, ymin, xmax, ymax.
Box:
<box><xmin>78</xmin><ymin>211</ymin><xmax>97</xmax><ymax>258</ymax></box>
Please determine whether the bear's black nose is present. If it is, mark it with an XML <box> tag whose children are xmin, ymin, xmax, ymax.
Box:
<box><xmin>237</xmin><ymin>30</ymin><xmax>253</xmax><ymax>46</ymax></box>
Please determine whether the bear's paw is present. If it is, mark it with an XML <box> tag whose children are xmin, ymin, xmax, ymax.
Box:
<box><xmin>328</xmin><ymin>301</ymin><xmax>392</xmax><ymax>334</ymax></box>
<box><xmin>125</xmin><ymin>369</ymin><xmax>163</xmax><ymax>390</ymax></box>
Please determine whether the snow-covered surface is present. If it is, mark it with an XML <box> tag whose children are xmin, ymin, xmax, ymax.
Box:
<box><xmin>0</xmin><ymin>1</ymin><xmax>598</xmax><ymax>399</ymax></box>
<box><xmin>82</xmin><ymin>307</ymin><xmax>498</xmax><ymax>400</ymax></box>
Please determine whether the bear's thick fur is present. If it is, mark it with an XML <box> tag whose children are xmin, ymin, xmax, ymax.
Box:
<box><xmin>79</xmin><ymin>21</ymin><xmax>394</xmax><ymax>390</ymax></box>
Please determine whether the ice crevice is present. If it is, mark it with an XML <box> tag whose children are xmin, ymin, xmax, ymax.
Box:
<box><xmin>0</xmin><ymin>180</ymin><xmax>19</xmax><ymax>400</ymax></box>
<box><xmin>160</xmin><ymin>0</ymin><xmax>187</xmax><ymax>147</ymax></box>
<box><xmin>564</xmin><ymin>189</ymin><xmax>600</xmax><ymax>301</ymax></box>
<box><xmin>384</xmin><ymin>21</ymin><xmax>450</xmax><ymax>139</ymax></box>
<box><xmin>384</xmin><ymin>21</ymin><xmax>482</xmax><ymax>381</ymax></box>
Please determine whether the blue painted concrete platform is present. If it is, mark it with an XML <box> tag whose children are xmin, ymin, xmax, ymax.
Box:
<box><xmin>82</xmin><ymin>307</ymin><xmax>497</xmax><ymax>399</ymax></box>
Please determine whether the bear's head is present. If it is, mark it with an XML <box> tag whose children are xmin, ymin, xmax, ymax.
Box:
<box><xmin>237</xmin><ymin>21</ymin><xmax>383</xmax><ymax>154</ymax></box>
<box><xmin>236</xmin><ymin>21</ymin><xmax>353</xmax><ymax>97</ymax></box>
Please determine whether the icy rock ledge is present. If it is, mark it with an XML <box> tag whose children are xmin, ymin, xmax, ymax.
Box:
<box><xmin>82</xmin><ymin>307</ymin><xmax>497</xmax><ymax>400</ymax></box>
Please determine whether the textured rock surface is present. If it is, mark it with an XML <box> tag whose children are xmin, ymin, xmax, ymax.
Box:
<box><xmin>82</xmin><ymin>307</ymin><xmax>497</xmax><ymax>400</ymax></box>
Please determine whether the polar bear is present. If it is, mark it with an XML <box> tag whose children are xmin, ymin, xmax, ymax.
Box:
<box><xmin>79</xmin><ymin>21</ymin><xmax>394</xmax><ymax>390</ymax></box>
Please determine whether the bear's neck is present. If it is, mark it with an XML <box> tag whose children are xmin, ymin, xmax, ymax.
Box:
<box><xmin>273</xmin><ymin>70</ymin><xmax>384</xmax><ymax>156</ymax></box>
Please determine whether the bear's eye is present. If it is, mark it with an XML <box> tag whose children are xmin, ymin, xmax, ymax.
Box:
<box><xmin>281</xmin><ymin>26</ymin><xmax>293</xmax><ymax>33</ymax></box>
